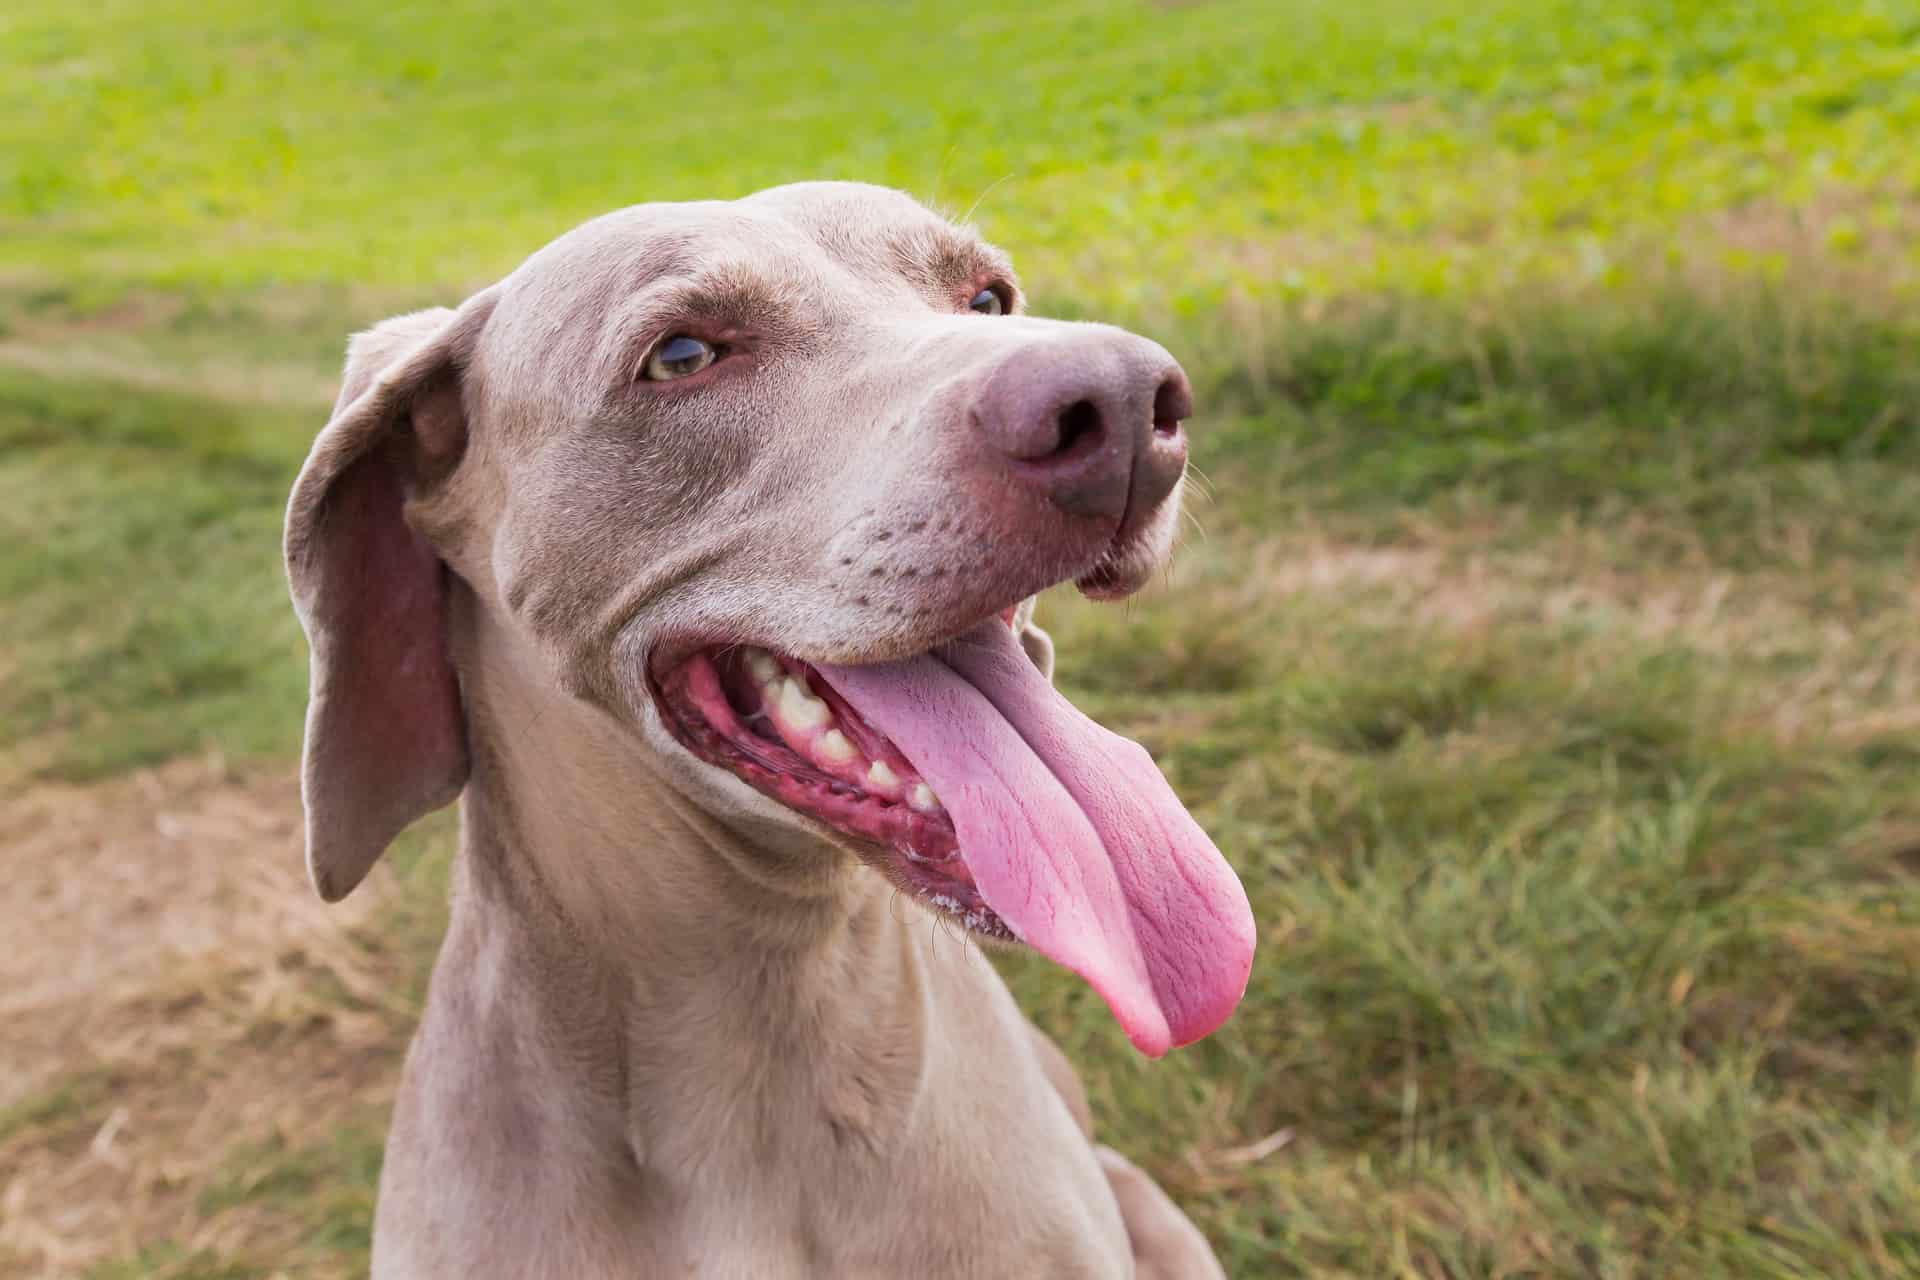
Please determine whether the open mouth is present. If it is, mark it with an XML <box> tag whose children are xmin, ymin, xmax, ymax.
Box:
<box><xmin>653</xmin><ymin>614</ymin><xmax>1258</xmax><ymax>1058</ymax></box>
<box><xmin>655</xmin><ymin>631</ymin><xmax>1014</xmax><ymax>939</ymax></box>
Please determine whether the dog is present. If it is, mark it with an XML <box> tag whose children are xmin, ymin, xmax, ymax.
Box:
<box><xmin>284</xmin><ymin>181</ymin><xmax>1255</xmax><ymax>1277</ymax></box>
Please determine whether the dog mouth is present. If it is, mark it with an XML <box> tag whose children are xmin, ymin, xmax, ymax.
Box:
<box><xmin>655</xmin><ymin>633</ymin><xmax>1012</xmax><ymax>940</ymax></box>
<box><xmin>653</xmin><ymin>614</ymin><xmax>1258</xmax><ymax>1058</ymax></box>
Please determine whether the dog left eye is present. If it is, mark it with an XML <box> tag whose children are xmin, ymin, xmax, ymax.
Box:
<box><xmin>644</xmin><ymin>335</ymin><xmax>718</xmax><ymax>381</ymax></box>
<box><xmin>968</xmin><ymin>287</ymin><xmax>1006</xmax><ymax>316</ymax></box>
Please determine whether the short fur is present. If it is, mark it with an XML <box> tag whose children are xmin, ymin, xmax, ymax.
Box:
<box><xmin>285</xmin><ymin>182</ymin><xmax>1225</xmax><ymax>1277</ymax></box>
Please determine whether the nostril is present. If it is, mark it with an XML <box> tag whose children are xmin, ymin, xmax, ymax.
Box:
<box><xmin>1053</xmin><ymin>399</ymin><xmax>1104</xmax><ymax>456</ymax></box>
<box><xmin>1151</xmin><ymin>374</ymin><xmax>1192</xmax><ymax>436</ymax></box>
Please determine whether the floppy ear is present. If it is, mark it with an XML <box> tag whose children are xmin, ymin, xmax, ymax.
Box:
<box><xmin>284</xmin><ymin>292</ymin><xmax>496</xmax><ymax>901</ymax></box>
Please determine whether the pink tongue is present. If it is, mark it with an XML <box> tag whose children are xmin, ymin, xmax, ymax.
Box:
<box><xmin>816</xmin><ymin>622</ymin><xmax>1255</xmax><ymax>1056</ymax></box>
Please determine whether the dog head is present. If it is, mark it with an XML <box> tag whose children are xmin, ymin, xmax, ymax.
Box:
<box><xmin>285</xmin><ymin>183</ymin><xmax>1253</xmax><ymax>1054</ymax></box>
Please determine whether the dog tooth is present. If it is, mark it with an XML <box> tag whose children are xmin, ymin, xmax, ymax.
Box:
<box><xmin>744</xmin><ymin>648</ymin><xmax>780</xmax><ymax>683</ymax></box>
<box><xmin>909</xmin><ymin>783</ymin><xmax>940</xmax><ymax>812</ymax></box>
<box><xmin>867</xmin><ymin>761</ymin><xmax>901</xmax><ymax>790</ymax></box>
<box><xmin>903</xmin><ymin>844</ymin><xmax>958</xmax><ymax>865</ymax></box>
<box><xmin>816</xmin><ymin>729</ymin><xmax>857</xmax><ymax>764</ymax></box>
<box><xmin>777</xmin><ymin>678</ymin><xmax>832</xmax><ymax>731</ymax></box>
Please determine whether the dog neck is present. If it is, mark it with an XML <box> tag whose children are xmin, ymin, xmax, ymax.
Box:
<box><xmin>444</xmin><ymin>597</ymin><xmax>943</xmax><ymax>1167</ymax></box>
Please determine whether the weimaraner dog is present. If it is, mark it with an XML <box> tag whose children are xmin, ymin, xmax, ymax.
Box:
<box><xmin>284</xmin><ymin>182</ymin><xmax>1256</xmax><ymax>1277</ymax></box>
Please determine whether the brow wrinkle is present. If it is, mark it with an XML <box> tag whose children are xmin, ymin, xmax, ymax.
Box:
<box><xmin>602</xmin><ymin>270</ymin><xmax>794</xmax><ymax>375</ymax></box>
<box><xmin>883</xmin><ymin>224</ymin><xmax>1016</xmax><ymax>303</ymax></box>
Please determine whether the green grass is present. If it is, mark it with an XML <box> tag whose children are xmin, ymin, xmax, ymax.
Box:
<box><xmin>195</xmin><ymin>1122</ymin><xmax>387</xmax><ymax>1254</ymax></box>
<box><xmin>6</xmin><ymin>0</ymin><xmax>1919</xmax><ymax>1275</ymax></box>
<box><xmin>0</xmin><ymin>366</ymin><xmax>309</xmax><ymax>774</ymax></box>
<box><xmin>5</xmin><ymin>0</ymin><xmax>1919</xmax><ymax>304</ymax></box>
<box><xmin>1020</xmin><ymin>585</ymin><xmax>1920</xmax><ymax>1274</ymax></box>
<box><xmin>0</xmin><ymin>1068</ymin><xmax>121</xmax><ymax>1148</ymax></box>
<box><xmin>86</xmin><ymin>1249</ymin><xmax>262</xmax><ymax>1280</ymax></box>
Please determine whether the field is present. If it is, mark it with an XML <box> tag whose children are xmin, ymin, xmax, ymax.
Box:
<box><xmin>4</xmin><ymin>1</ymin><xmax>1919</xmax><ymax>1275</ymax></box>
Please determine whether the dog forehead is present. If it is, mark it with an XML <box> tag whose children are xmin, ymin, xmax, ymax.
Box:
<box><xmin>737</xmin><ymin>180</ymin><xmax>956</xmax><ymax>244</ymax></box>
<box><xmin>514</xmin><ymin>184</ymin><xmax>990</xmax><ymax>311</ymax></box>
<box><xmin>741</xmin><ymin>183</ymin><xmax>1013</xmax><ymax>294</ymax></box>
<box><xmin>475</xmin><ymin>184</ymin><xmax>1003</xmax><ymax>400</ymax></box>
<box><xmin>535</xmin><ymin>182</ymin><xmax>957</xmax><ymax>272</ymax></box>
<box><xmin>501</xmin><ymin>202</ymin><xmax>797</xmax><ymax>311</ymax></box>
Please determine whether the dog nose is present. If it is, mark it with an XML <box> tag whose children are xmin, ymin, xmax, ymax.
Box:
<box><xmin>971</xmin><ymin>334</ymin><xmax>1192</xmax><ymax>523</ymax></box>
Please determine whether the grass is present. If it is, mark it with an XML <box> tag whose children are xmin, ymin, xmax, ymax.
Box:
<box><xmin>2</xmin><ymin>0</ymin><xmax>1917</xmax><ymax>1276</ymax></box>
<box><xmin>0</xmin><ymin>1069</ymin><xmax>121</xmax><ymax>1149</ymax></box>
<box><xmin>1019</xmin><ymin>579</ymin><xmax>1920</xmax><ymax>1274</ymax></box>
<box><xmin>5</xmin><ymin>0</ymin><xmax>1919</xmax><ymax>304</ymax></box>
<box><xmin>0</xmin><ymin>366</ymin><xmax>310</xmax><ymax>775</ymax></box>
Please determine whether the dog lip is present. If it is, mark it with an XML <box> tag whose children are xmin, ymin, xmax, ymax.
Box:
<box><xmin>647</xmin><ymin>641</ymin><xmax>1014</xmax><ymax>940</ymax></box>
<box><xmin>641</xmin><ymin>519</ymin><xmax>1154</xmax><ymax>682</ymax></box>
<box><xmin>643</xmin><ymin>603</ymin><xmax>1026</xmax><ymax>687</ymax></box>
<box><xmin>1072</xmin><ymin>526</ymin><xmax>1161</xmax><ymax>600</ymax></box>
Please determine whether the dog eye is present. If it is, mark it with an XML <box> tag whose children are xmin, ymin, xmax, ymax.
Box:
<box><xmin>644</xmin><ymin>335</ymin><xmax>718</xmax><ymax>381</ymax></box>
<box><xmin>968</xmin><ymin>287</ymin><xmax>1006</xmax><ymax>316</ymax></box>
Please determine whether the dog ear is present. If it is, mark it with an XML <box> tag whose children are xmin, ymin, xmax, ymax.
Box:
<box><xmin>283</xmin><ymin>291</ymin><xmax>497</xmax><ymax>901</ymax></box>
<box><xmin>1013</xmin><ymin>597</ymin><xmax>1055</xmax><ymax>681</ymax></box>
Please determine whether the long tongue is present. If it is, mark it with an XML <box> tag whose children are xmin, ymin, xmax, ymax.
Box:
<box><xmin>816</xmin><ymin>622</ymin><xmax>1255</xmax><ymax>1056</ymax></box>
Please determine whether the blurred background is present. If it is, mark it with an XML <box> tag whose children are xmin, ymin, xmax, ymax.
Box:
<box><xmin>3</xmin><ymin>1</ymin><xmax>1918</xmax><ymax>1275</ymax></box>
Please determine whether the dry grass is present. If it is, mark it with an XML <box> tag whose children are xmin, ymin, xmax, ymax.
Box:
<box><xmin>5</xmin><ymin>0</ymin><xmax>1919</xmax><ymax>1269</ymax></box>
<box><xmin>0</xmin><ymin>759</ymin><xmax>417</xmax><ymax>1279</ymax></box>
<box><xmin>1124</xmin><ymin>515</ymin><xmax>1920</xmax><ymax>743</ymax></box>
<box><xmin>4</xmin><ymin>501</ymin><xmax>1916</xmax><ymax>1273</ymax></box>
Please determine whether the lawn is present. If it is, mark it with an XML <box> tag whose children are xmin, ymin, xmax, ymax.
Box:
<box><xmin>2</xmin><ymin>1</ymin><xmax>1918</xmax><ymax>1276</ymax></box>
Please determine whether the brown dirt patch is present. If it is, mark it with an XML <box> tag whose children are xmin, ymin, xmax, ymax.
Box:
<box><xmin>0</xmin><ymin>757</ymin><xmax>412</xmax><ymax>1278</ymax></box>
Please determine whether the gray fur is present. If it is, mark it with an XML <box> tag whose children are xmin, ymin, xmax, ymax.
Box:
<box><xmin>284</xmin><ymin>182</ymin><xmax>1223</xmax><ymax>1277</ymax></box>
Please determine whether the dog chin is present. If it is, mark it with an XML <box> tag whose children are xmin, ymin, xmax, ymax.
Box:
<box><xmin>1073</xmin><ymin>508</ymin><xmax>1181</xmax><ymax>601</ymax></box>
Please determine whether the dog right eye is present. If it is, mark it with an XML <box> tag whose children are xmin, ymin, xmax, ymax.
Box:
<box><xmin>968</xmin><ymin>287</ymin><xmax>1008</xmax><ymax>316</ymax></box>
<box><xmin>644</xmin><ymin>335</ymin><xmax>718</xmax><ymax>381</ymax></box>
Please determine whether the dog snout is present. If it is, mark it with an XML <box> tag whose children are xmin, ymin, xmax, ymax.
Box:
<box><xmin>971</xmin><ymin>333</ymin><xmax>1192</xmax><ymax>524</ymax></box>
